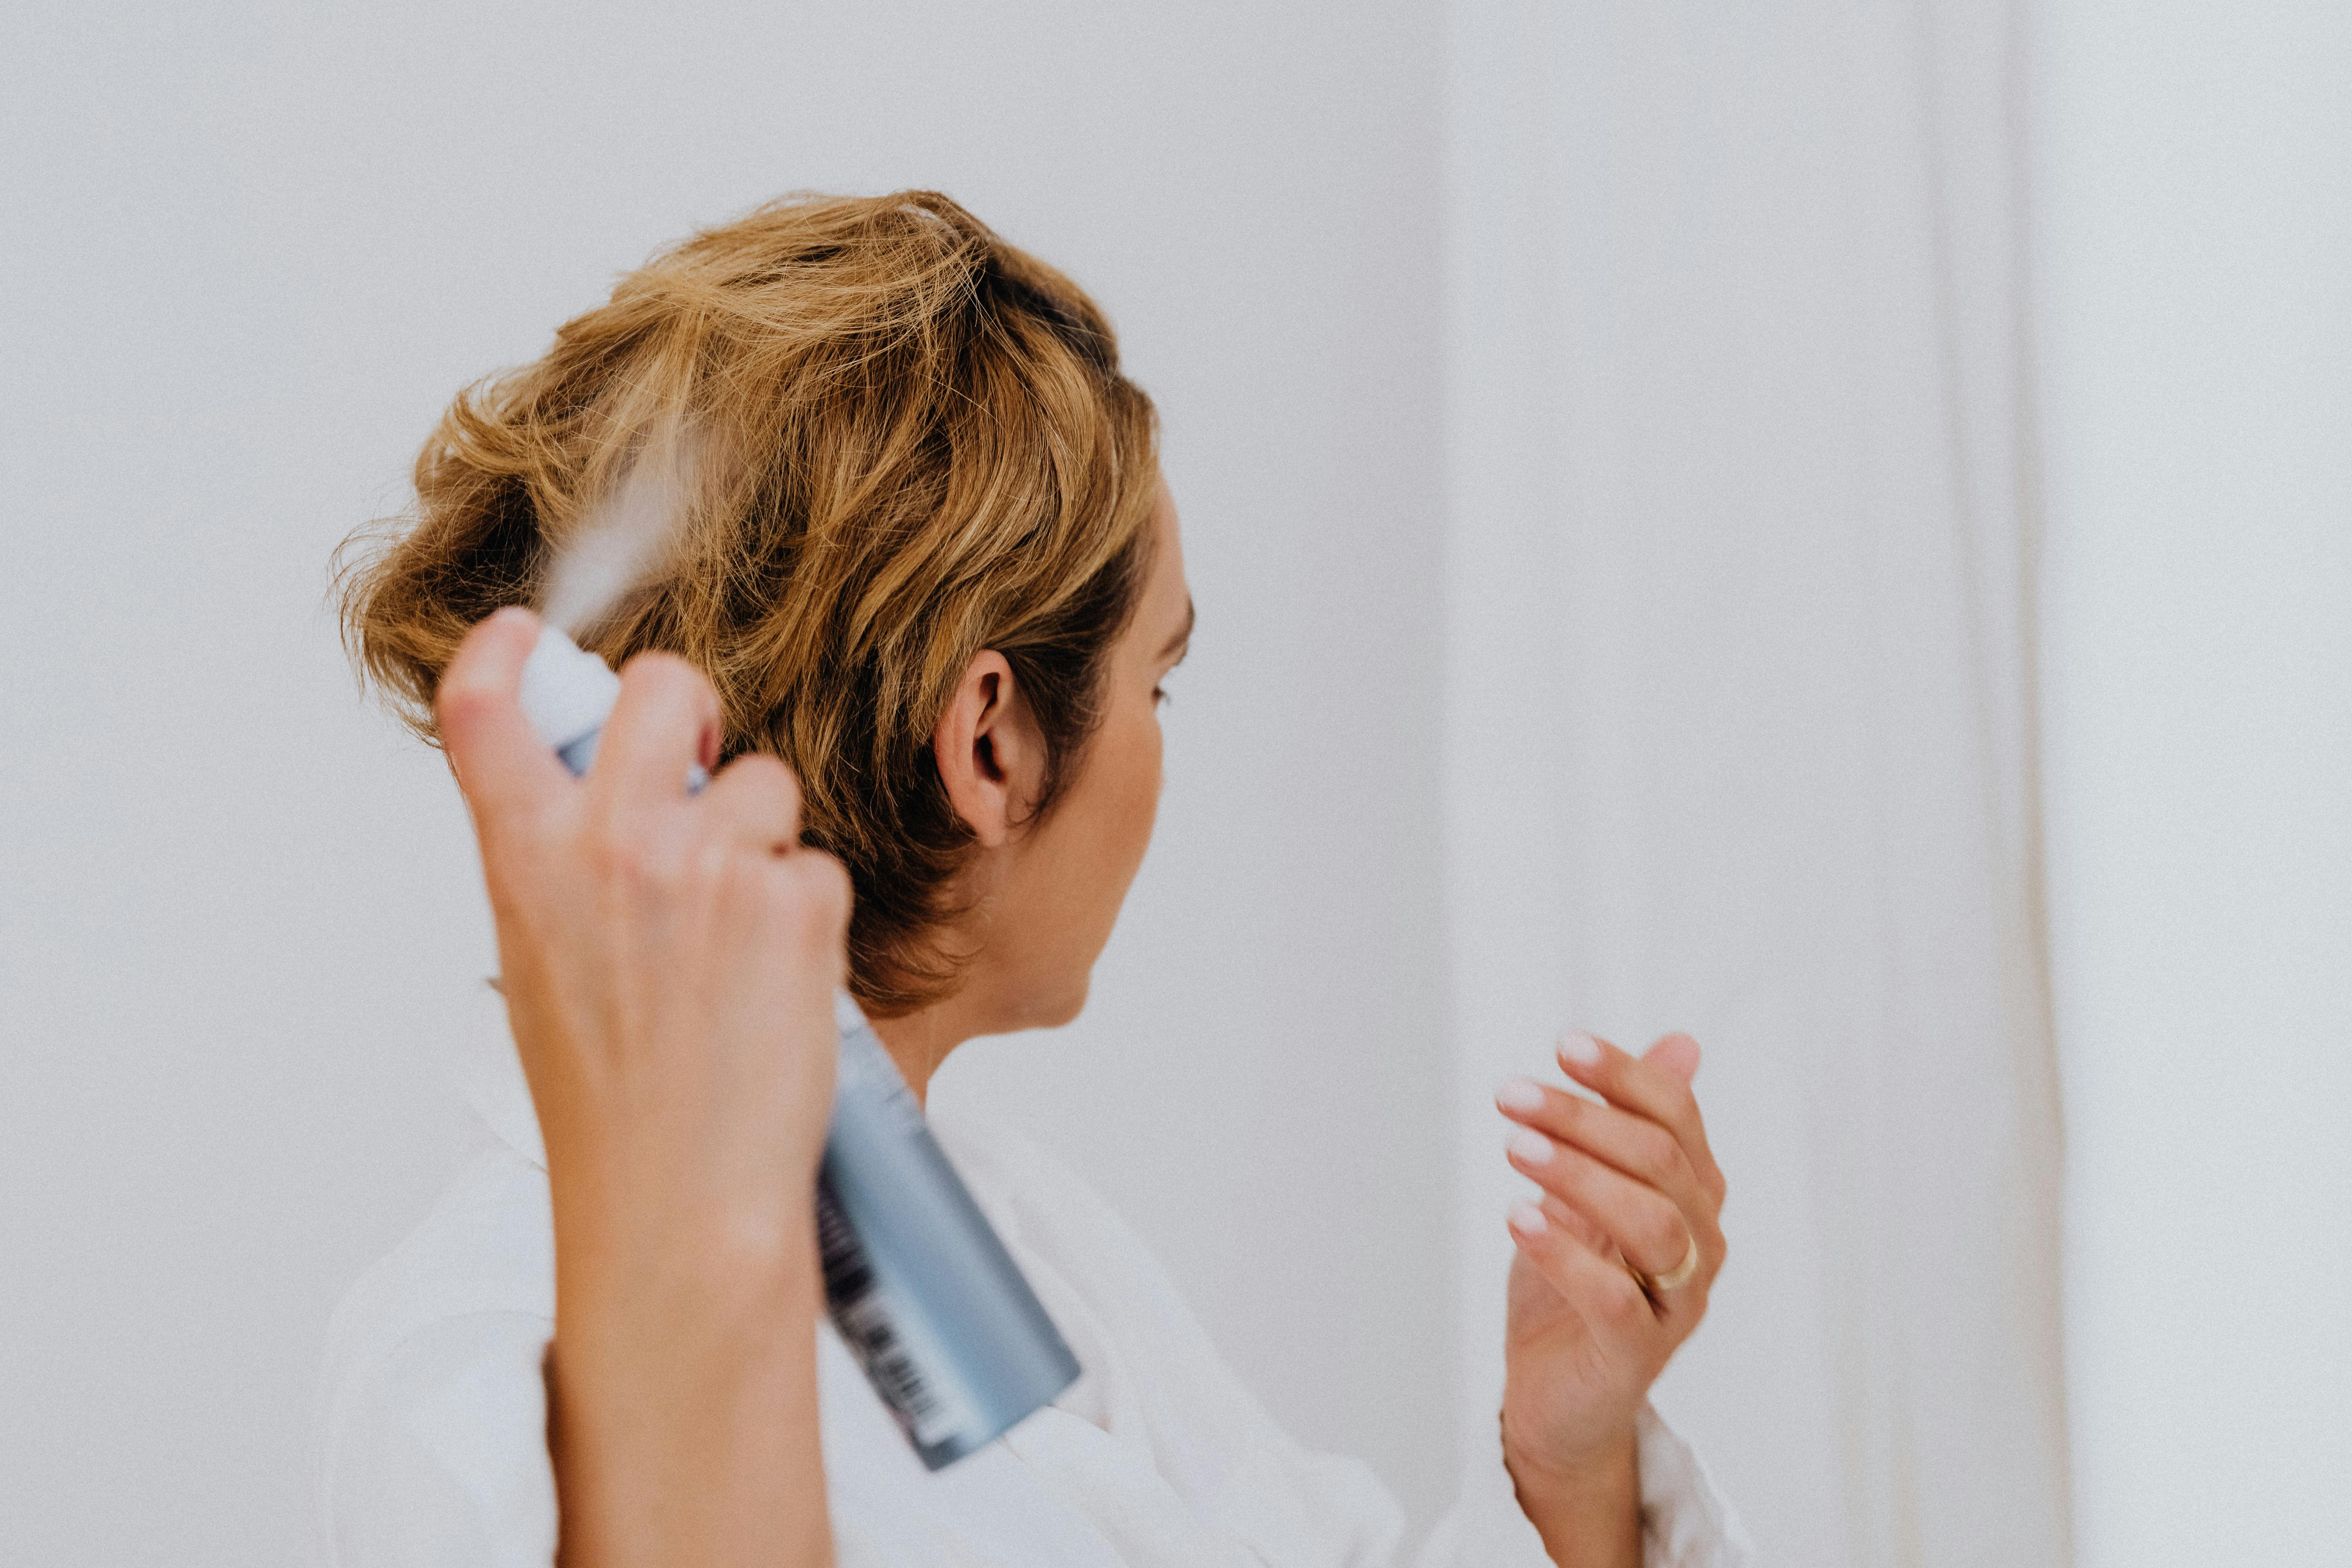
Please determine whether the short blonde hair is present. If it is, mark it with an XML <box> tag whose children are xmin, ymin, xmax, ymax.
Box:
<box><xmin>338</xmin><ymin>191</ymin><xmax>1160</xmax><ymax>1013</ymax></box>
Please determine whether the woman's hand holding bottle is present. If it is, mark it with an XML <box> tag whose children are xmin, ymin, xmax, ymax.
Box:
<box><xmin>1492</xmin><ymin>1031</ymin><xmax>1730</xmax><ymax>1568</ymax></box>
<box><xmin>435</xmin><ymin>607</ymin><xmax>847</xmax><ymax>1568</ymax></box>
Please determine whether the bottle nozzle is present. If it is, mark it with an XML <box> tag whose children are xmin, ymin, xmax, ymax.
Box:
<box><xmin>517</xmin><ymin>624</ymin><xmax>623</xmax><ymax>766</ymax></box>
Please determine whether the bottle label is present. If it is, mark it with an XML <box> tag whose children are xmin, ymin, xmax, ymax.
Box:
<box><xmin>818</xmin><ymin>1004</ymin><xmax>989</xmax><ymax>1454</ymax></box>
<box><xmin>813</xmin><ymin>1179</ymin><xmax>980</xmax><ymax>1449</ymax></box>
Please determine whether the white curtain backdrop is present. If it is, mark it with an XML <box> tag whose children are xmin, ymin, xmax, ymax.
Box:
<box><xmin>2035</xmin><ymin>4</ymin><xmax>2352</xmax><ymax>1562</ymax></box>
<box><xmin>1441</xmin><ymin>4</ymin><xmax>2070</xmax><ymax>1564</ymax></box>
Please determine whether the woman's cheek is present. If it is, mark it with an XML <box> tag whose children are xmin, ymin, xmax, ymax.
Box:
<box><xmin>1125</xmin><ymin>707</ymin><xmax>1164</xmax><ymax>862</ymax></box>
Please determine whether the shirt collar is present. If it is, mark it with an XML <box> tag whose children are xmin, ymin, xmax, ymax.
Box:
<box><xmin>449</xmin><ymin>978</ymin><xmax>548</xmax><ymax>1169</ymax></box>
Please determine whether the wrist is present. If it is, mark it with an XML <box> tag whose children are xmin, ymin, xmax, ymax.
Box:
<box><xmin>548</xmin><ymin>1217</ymin><xmax>833</xmax><ymax>1568</ymax></box>
<box><xmin>550</xmin><ymin>1133</ymin><xmax>823</xmax><ymax>1280</ymax></box>
<box><xmin>1502</xmin><ymin>1418</ymin><xmax>1641</xmax><ymax>1568</ymax></box>
<box><xmin>556</xmin><ymin>1196</ymin><xmax>823</xmax><ymax>1337</ymax></box>
<box><xmin>1502</xmin><ymin>1413</ymin><xmax>1636</xmax><ymax>1489</ymax></box>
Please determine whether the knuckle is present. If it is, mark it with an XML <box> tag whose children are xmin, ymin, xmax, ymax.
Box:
<box><xmin>636</xmin><ymin>844</ymin><xmax>685</xmax><ymax>892</ymax></box>
<box><xmin>621</xmin><ymin>651</ymin><xmax>720</xmax><ymax>710</ymax></box>
<box><xmin>618</xmin><ymin>649</ymin><xmax>693</xmax><ymax>682</ymax></box>
<box><xmin>806</xmin><ymin>852</ymin><xmax>853</xmax><ymax>912</ymax></box>
<box><xmin>589</xmin><ymin>813</ymin><xmax>674</xmax><ymax>890</ymax></box>
<box><xmin>691</xmin><ymin>836</ymin><xmax>740</xmax><ymax>892</ymax></box>
<box><xmin>434</xmin><ymin>684</ymin><xmax>509</xmax><ymax>747</ymax></box>
<box><xmin>433</xmin><ymin>678</ymin><xmax>492</xmax><ymax>726</ymax></box>
<box><xmin>1630</xmin><ymin>1124</ymin><xmax>1679</xmax><ymax>1181</ymax></box>
<box><xmin>736</xmin><ymin>752</ymin><xmax>804</xmax><ymax>820</ymax></box>
<box><xmin>1543</xmin><ymin>1150</ymin><xmax>1587</xmax><ymax>1199</ymax></box>
<box><xmin>486</xmin><ymin>798</ymin><xmax>559</xmax><ymax>856</ymax></box>
<box><xmin>772</xmin><ymin>852</ymin><xmax>853</xmax><ymax>932</ymax></box>
<box><xmin>1567</xmin><ymin>1209</ymin><xmax>1611</xmax><ymax>1253</ymax></box>
<box><xmin>724</xmin><ymin>748</ymin><xmax>784</xmax><ymax>785</ymax></box>
<box><xmin>1642</xmin><ymin>1206</ymin><xmax>1688</xmax><ymax>1260</ymax></box>
<box><xmin>583</xmin><ymin>816</ymin><xmax>631</xmax><ymax>875</ymax></box>
<box><xmin>1600</xmin><ymin>1275</ymin><xmax>1650</xmax><ymax>1324</ymax></box>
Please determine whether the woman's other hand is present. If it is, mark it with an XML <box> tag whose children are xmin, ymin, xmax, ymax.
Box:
<box><xmin>1491</xmin><ymin>1031</ymin><xmax>1729</xmax><ymax>1568</ymax></box>
<box><xmin>436</xmin><ymin>607</ymin><xmax>846</xmax><ymax>1568</ymax></box>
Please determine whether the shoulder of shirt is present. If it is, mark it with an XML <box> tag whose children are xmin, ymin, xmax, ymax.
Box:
<box><xmin>320</xmin><ymin>1143</ymin><xmax>554</xmax><ymax>1416</ymax></box>
<box><xmin>923</xmin><ymin>1098</ymin><xmax>1217</xmax><ymax>1337</ymax></box>
<box><xmin>315</xmin><ymin>1143</ymin><xmax>558</xmax><ymax>1562</ymax></box>
<box><xmin>923</xmin><ymin>1099</ymin><xmax>1129</xmax><ymax>1245</ymax></box>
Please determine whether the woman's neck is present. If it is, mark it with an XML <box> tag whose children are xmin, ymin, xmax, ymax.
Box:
<box><xmin>867</xmin><ymin>1004</ymin><xmax>973</xmax><ymax>1109</ymax></box>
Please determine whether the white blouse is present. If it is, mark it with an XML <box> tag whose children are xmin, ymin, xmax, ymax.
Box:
<box><xmin>317</xmin><ymin>986</ymin><xmax>1752</xmax><ymax>1568</ymax></box>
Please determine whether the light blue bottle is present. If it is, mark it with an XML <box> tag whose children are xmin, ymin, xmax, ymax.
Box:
<box><xmin>517</xmin><ymin>625</ymin><xmax>1080</xmax><ymax>1469</ymax></box>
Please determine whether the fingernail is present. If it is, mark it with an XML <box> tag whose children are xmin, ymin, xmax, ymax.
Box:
<box><xmin>1507</xmin><ymin>1127</ymin><xmax>1555</xmax><ymax>1167</ymax></box>
<box><xmin>1508</xmin><ymin>1201</ymin><xmax>1548</xmax><ymax>1236</ymax></box>
<box><xmin>1558</xmin><ymin>1030</ymin><xmax>1603</xmax><ymax>1068</ymax></box>
<box><xmin>1495</xmin><ymin>1076</ymin><xmax>1547</xmax><ymax>1114</ymax></box>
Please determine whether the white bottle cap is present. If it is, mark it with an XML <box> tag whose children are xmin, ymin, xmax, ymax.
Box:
<box><xmin>518</xmin><ymin>625</ymin><xmax>622</xmax><ymax>753</ymax></box>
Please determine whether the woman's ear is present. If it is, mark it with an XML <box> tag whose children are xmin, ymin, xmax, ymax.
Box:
<box><xmin>932</xmin><ymin>650</ymin><xmax>1045</xmax><ymax>848</ymax></box>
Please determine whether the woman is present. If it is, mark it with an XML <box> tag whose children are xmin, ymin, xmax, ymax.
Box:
<box><xmin>322</xmin><ymin>192</ymin><xmax>1748</xmax><ymax>1567</ymax></box>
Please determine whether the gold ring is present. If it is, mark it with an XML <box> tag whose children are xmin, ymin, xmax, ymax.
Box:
<box><xmin>1633</xmin><ymin>1232</ymin><xmax>1701</xmax><ymax>1295</ymax></box>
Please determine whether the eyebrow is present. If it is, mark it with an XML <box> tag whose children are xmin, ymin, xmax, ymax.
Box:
<box><xmin>1158</xmin><ymin>598</ymin><xmax>1196</xmax><ymax>662</ymax></box>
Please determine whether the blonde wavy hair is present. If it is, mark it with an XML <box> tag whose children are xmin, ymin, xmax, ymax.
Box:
<box><xmin>337</xmin><ymin>191</ymin><xmax>1161</xmax><ymax>1013</ymax></box>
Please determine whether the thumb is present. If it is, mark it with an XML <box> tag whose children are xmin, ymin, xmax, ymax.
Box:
<box><xmin>436</xmin><ymin>607</ymin><xmax>571</xmax><ymax>827</ymax></box>
<box><xmin>1643</xmin><ymin>1032</ymin><xmax>1702</xmax><ymax>1085</ymax></box>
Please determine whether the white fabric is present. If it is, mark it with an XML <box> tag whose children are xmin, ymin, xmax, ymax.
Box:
<box><xmin>317</xmin><ymin>986</ymin><xmax>1751</xmax><ymax>1567</ymax></box>
<box><xmin>1443</xmin><ymin>2</ymin><xmax>2071</xmax><ymax>1565</ymax></box>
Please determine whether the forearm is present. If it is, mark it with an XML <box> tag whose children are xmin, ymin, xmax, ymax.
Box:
<box><xmin>1505</xmin><ymin>1426</ymin><xmax>1642</xmax><ymax>1568</ymax></box>
<box><xmin>548</xmin><ymin>1206</ymin><xmax>833</xmax><ymax>1568</ymax></box>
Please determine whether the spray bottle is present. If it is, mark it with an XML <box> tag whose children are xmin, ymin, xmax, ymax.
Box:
<box><xmin>516</xmin><ymin>623</ymin><xmax>1080</xmax><ymax>1469</ymax></box>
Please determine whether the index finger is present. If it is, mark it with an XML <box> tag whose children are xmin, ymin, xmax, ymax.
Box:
<box><xmin>435</xmin><ymin>608</ymin><xmax>574</xmax><ymax>828</ymax></box>
<box><xmin>588</xmin><ymin>651</ymin><xmax>722</xmax><ymax>811</ymax></box>
<box><xmin>1556</xmin><ymin>1029</ymin><xmax>1726</xmax><ymax>1200</ymax></box>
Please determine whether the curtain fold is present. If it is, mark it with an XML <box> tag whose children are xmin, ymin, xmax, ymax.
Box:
<box><xmin>1441</xmin><ymin>3</ymin><xmax>2069</xmax><ymax>1562</ymax></box>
